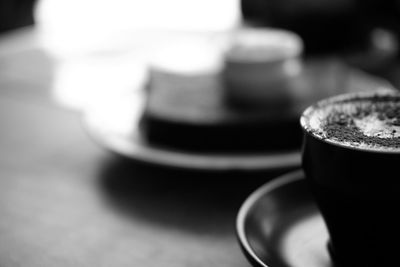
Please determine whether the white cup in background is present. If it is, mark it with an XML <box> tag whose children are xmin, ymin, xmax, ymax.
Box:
<box><xmin>223</xmin><ymin>28</ymin><xmax>304</xmax><ymax>110</ymax></box>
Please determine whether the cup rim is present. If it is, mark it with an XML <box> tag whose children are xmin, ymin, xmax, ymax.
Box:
<box><xmin>225</xmin><ymin>27</ymin><xmax>303</xmax><ymax>63</ymax></box>
<box><xmin>300</xmin><ymin>89</ymin><xmax>400</xmax><ymax>154</ymax></box>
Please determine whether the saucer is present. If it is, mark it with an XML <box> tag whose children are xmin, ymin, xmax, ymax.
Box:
<box><xmin>236</xmin><ymin>170</ymin><xmax>333</xmax><ymax>267</ymax></box>
<box><xmin>83</xmin><ymin>92</ymin><xmax>300</xmax><ymax>171</ymax></box>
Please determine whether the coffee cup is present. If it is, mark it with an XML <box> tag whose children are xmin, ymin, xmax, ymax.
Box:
<box><xmin>222</xmin><ymin>28</ymin><xmax>303</xmax><ymax>110</ymax></box>
<box><xmin>300</xmin><ymin>90</ymin><xmax>400</xmax><ymax>266</ymax></box>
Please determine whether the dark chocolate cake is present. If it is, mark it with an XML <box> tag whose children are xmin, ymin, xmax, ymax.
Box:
<box><xmin>140</xmin><ymin>73</ymin><xmax>302</xmax><ymax>153</ymax></box>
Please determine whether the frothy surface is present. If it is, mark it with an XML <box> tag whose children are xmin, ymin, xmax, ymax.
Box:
<box><xmin>301</xmin><ymin>91</ymin><xmax>400</xmax><ymax>151</ymax></box>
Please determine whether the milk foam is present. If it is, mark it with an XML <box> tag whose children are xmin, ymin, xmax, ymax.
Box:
<box><xmin>301</xmin><ymin>91</ymin><xmax>400</xmax><ymax>151</ymax></box>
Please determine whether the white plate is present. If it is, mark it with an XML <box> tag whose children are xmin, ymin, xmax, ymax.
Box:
<box><xmin>83</xmin><ymin>92</ymin><xmax>301</xmax><ymax>171</ymax></box>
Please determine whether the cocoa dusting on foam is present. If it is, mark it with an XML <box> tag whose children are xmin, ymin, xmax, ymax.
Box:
<box><xmin>304</xmin><ymin>92</ymin><xmax>400</xmax><ymax>150</ymax></box>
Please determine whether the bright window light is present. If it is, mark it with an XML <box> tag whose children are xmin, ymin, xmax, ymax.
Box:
<box><xmin>34</xmin><ymin>0</ymin><xmax>240</xmax><ymax>110</ymax></box>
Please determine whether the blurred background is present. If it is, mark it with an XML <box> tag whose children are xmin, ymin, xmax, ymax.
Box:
<box><xmin>2</xmin><ymin>0</ymin><xmax>400</xmax><ymax>53</ymax></box>
<box><xmin>1</xmin><ymin>0</ymin><xmax>400</xmax><ymax>109</ymax></box>
<box><xmin>1</xmin><ymin>2</ymin><xmax>400</xmax><ymax>266</ymax></box>
<box><xmin>242</xmin><ymin>0</ymin><xmax>400</xmax><ymax>54</ymax></box>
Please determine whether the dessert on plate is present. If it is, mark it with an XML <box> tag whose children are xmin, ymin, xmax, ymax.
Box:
<box><xmin>140</xmin><ymin>29</ymin><xmax>304</xmax><ymax>153</ymax></box>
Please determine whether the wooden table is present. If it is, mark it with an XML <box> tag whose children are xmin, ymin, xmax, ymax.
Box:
<box><xmin>0</xmin><ymin>26</ymin><xmax>285</xmax><ymax>267</ymax></box>
<box><xmin>3</xmin><ymin>25</ymin><xmax>400</xmax><ymax>267</ymax></box>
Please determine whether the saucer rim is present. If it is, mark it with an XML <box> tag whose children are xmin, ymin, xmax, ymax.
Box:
<box><xmin>236</xmin><ymin>169</ymin><xmax>304</xmax><ymax>267</ymax></box>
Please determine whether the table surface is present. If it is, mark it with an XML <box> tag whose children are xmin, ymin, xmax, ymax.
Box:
<box><xmin>0</xmin><ymin>26</ymin><xmax>285</xmax><ymax>267</ymax></box>
<box><xmin>1</xmin><ymin>26</ymin><xmax>399</xmax><ymax>267</ymax></box>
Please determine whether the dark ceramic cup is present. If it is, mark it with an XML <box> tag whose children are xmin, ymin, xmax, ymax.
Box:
<box><xmin>300</xmin><ymin>90</ymin><xmax>400</xmax><ymax>267</ymax></box>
